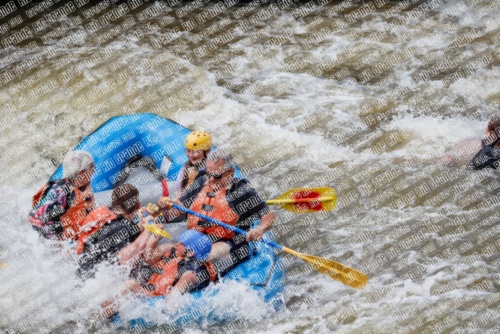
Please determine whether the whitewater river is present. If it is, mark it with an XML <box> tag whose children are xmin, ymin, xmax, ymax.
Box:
<box><xmin>0</xmin><ymin>0</ymin><xmax>499</xmax><ymax>333</ymax></box>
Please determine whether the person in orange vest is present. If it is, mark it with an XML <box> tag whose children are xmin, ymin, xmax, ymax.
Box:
<box><xmin>111</xmin><ymin>229</ymin><xmax>217</xmax><ymax>300</ymax></box>
<box><xmin>29</xmin><ymin>150</ymin><xmax>96</xmax><ymax>241</ymax></box>
<box><xmin>141</xmin><ymin>229</ymin><xmax>217</xmax><ymax>296</ymax></box>
<box><xmin>99</xmin><ymin>229</ymin><xmax>217</xmax><ymax>318</ymax></box>
<box><xmin>158</xmin><ymin>150</ymin><xmax>276</xmax><ymax>276</ymax></box>
<box><xmin>77</xmin><ymin>183</ymin><xmax>147</xmax><ymax>279</ymax></box>
<box><xmin>76</xmin><ymin>183</ymin><xmax>199</xmax><ymax>282</ymax></box>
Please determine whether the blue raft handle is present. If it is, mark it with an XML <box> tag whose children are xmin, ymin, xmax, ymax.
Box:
<box><xmin>171</xmin><ymin>203</ymin><xmax>283</xmax><ymax>252</ymax></box>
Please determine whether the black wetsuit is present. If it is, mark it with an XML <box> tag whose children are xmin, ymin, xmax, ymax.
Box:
<box><xmin>466</xmin><ymin>139</ymin><xmax>500</xmax><ymax>170</ymax></box>
<box><xmin>77</xmin><ymin>215</ymin><xmax>140</xmax><ymax>279</ymax></box>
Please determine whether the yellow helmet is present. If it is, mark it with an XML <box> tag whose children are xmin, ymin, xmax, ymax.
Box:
<box><xmin>185</xmin><ymin>131</ymin><xmax>212</xmax><ymax>151</ymax></box>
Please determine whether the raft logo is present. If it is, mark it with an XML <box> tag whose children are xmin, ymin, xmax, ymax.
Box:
<box><xmin>113</xmin><ymin>142</ymin><xmax>145</xmax><ymax>164</ymax></box>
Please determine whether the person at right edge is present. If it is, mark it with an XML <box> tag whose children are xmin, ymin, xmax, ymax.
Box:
<box><xmin>158</xmin><ymin>150</ymin><xmax>276</xmax><ymax>276</ymax></box>
<box><xmin>465</xmin><ymin>115</ymin><xmax>500</xmax><ymax>170</ymax></box>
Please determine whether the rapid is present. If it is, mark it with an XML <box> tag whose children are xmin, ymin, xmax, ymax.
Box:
<box><xmin>0</xmin><ymin>0</ymin><xmax>499</xmax><ymax>333</ymax></box>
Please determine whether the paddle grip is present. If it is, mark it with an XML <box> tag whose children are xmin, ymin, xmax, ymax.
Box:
<box><xmin>171</xmin><ymin>203</ymin><xmax>283</xmax><ymax>252</ymax></box>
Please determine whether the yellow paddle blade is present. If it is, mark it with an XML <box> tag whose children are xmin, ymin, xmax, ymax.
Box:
<box><xmin>143</xmin><ymin>224</ymin><xmax>171</xmax><ymax>239</ymax></box>
<box><xmin>282</xmin><ymin>246</ymin><xmax>367</xmax><ymax>289</ymax></box>
<box><xmin>266</xmin><ymin>187</ymin><xmax>337</xmax><ymax>213</ymax></box>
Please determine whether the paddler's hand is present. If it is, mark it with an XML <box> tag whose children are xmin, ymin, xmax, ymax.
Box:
<box><xmin>146</xmin><ymin>203</ymin><xmax>159</xmax><ymax>215</ymax></box>
<box><xmin>158</xmin><ymin>196</ymin><xmax>173</xmax><ymax>209</ymax></box>
<box><xmin>143</xmin><ymin>221</ymin><xmax>170</xmax><ymax>240</ymax></box>
<box><xmin>246</xmin><ymin>226</ymin><xmax>265</xmax><ymax>242</ymax></box>
<box><xmin>134</xmin><ymin>209</ymin><xmax>155</xmax><ymax>231</ymax></box>
<box><xmin>158</xmin><ymin>197</ymin><xmax>183</xmax><ymax>208</ymax></box>
<box><xmin>158</xmin><ymin>197</ymin><xmax>184</xmax><ymax>220</ymax></box>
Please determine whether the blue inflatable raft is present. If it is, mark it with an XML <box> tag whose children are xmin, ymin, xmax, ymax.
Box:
<box><xmin>43</xmin><ymin>113</ymin><xmax>284</xmax><ymax>326</ymax></box>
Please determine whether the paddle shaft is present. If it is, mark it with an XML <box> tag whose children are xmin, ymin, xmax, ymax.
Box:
<box><xmin>169</xmin><ymin>203</ymin><xmax>368</xmax><ymax>289</ymax></box>
<box><xmin>170</xmin><ymin>203</ymin><xmax>283</xmax><ymax>251</ymax></box>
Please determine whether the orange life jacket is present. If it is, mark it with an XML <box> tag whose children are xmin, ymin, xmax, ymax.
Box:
<box><xmin>75</xmin><ymin>206</ymin><xmax>118</xmax><ymax>254</ymax></box>
<box><xmin>61</xmin><ymin>186</ymin><xmax>95</xmax><ymax>240</ymax></box>
<box><xmin>145</xmin><ymin>244</ymin><xmax>217</xmax><ymax>296</ymax></box>
<box><xmin>32</xmin><ymin>182</ymin><xmax>50</xmax><ymax>208</ymax></box>
<box><xmin>187</xmin><ymin>182</ymin><xmax>239</xmax><ymax>241</ymax></box>
<box><xmin>32</xmin><ymin>180</ymin><xmax>95</xmax><ymax>241</ymax></box>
